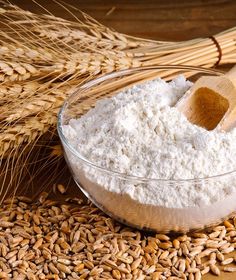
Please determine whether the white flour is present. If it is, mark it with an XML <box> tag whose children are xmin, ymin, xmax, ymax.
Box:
<box><xmin>63</xmin><ymin>76</ymin><xmax>236</xmax><ymax>210</ymax></box>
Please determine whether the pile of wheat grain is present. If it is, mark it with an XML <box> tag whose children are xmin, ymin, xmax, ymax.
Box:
<box><xmin>0</xmin><ymin>189</ymin><xmax>235</xmax><ymax>280</ymax></box>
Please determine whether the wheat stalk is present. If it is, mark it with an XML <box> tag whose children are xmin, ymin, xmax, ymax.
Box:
<box><xmin>1</xmin><ymin>1</ymin><xmax>236</xmax><ymax>201</ymax></box>
<box><xmin>0</xmin><ymin>82</ymin><xmax>76</xmax><ymax>153</ymax></box>
<box><xmin>0</xmin><ymin>44</ymin><xmax>55</xmax><ymax>62</ymax></box>
<box><xmin>0</xmin><ymin>61</ymin><xmax>39</xmax><ymax>81</ymax></box>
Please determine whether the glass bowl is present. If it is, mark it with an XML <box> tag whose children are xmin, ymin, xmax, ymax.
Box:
<box><xmin>58</xmin><ymin>66</ymin><xmax>236</xmax><ymax>233</ymax></box>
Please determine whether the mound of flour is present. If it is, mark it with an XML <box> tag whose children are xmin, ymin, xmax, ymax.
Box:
<box><xmin>63</xmin><ymin>76</ymin><xmax>236</xmax><ymax>208</ymax></box>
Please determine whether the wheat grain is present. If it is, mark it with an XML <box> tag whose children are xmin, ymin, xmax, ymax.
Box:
<box><xmin>221</xmin><ymin>257</ymin><xmax>234</xmax><ymax>265</ymax></box>
<box><xmin>223</xmin><ymin>267</ymin><xmax>236</xmax><ymax>272</ymax></box>
<box><xmin>201</xmin><ymin>266</ymin><xmax>210</xmax><ymax>275</ymax></box>
<box><xmin>0</xmin><ymin>114</ymin><xmax>54</xmax><ymax>157</ymax></box>
<box><xmin>4</xmin><ymin>193</ymin><xmax>236</xmax><ymax>279</ymax></box>
<box><xmin>3</xmin><ymin>84</ymin><xmax>70</xmax><ymax>123</ymax></box>
<box><xmin>0</xmin><ymin>44</ymin><xmax>54</xmax><ymax>62</ymax></box>
<box><xmin>224</xmin><ymin>220</ymin><xmax>234</xmax><ymax>228</ymax></box>
<box><xmin>50</xmin><ymin>52</ymin><xmax>142</xmax><ymax>77</ymax></box>
<box><xmin>210</xmin><ymin>264</ymin><xmax>221</xmax><ymax>276</ymax></box>
<box><xmin>0</xmin><ymin>61</ymin><xmax>37</xmax><ymax>82</ymax></box>
<box><xmin>57</xmin><ymin>184</ymin><xmax>66</xmax><ymax>194</ymax></box>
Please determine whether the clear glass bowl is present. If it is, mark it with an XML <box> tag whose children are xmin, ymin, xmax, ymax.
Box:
<box><xmin>58</xmin><ymin>66</ymin><xmax>236</xmax><ymax>233</ymax></box>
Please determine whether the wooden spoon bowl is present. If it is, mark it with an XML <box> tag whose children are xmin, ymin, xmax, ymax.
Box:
<box><xmin>176</xmin><ymin>65</ymin><xmax>236</xmax><ymax>131</ymax></box>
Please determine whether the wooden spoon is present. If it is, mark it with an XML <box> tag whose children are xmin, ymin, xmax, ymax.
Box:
<box><xmin>176</xmin><ymin>65</ymin><xmax>236</xmax><ymax>131</ymax></box>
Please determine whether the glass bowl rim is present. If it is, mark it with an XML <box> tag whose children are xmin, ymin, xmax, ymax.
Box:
<box><xmin>58</xmin><ymin>65</ymin><xmax>236</xmax><ymax>183</ymax></box>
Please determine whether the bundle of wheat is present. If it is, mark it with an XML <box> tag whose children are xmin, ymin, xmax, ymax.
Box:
<box><xmin>1</xmin><ymin>2</ymin><xmax>236</xmax><ymax>200</ymax></box>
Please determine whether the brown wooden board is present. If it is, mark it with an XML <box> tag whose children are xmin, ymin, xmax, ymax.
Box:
<box><xmin>11</xmin><ymin>0</ymin><xmax>236</xmax><ymax>40</ymax></box>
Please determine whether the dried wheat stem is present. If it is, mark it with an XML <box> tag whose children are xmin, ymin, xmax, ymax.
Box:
<box><xmin>0</xmin><ymin>1</ymin><xmax>236</xmax><ymax>200</ymax></box>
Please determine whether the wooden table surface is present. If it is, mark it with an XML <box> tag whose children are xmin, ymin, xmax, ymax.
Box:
<box><xmin>13</xmin><ymin>0</ymin><xmax>236</xmax><ymax>40</ymax></box>
<box><xmin>10</xmin><ymin>1</ymin><xmax>236</xmax><ymax>279</ymax></box>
